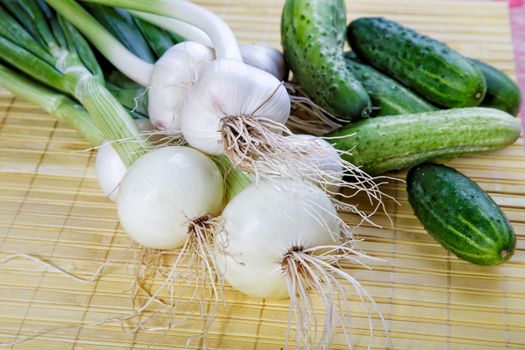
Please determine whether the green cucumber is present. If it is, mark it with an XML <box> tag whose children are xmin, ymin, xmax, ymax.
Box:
<box><xmin>343</xmin><ymin>53</ymin><xmax>437</xmax><ymax>116</ymax></box>
<box><xmin>469</xmin><ymin>58</ymin><xmax>522</xmax><ymax>116</ymax></box>
<box><xmin>281</xmin><ymin>0</ymin><xmax>371</xmax><ymax>120</ymax></box>
<box><xmin>327</xmin><ymin>107</ymin><xmax>520</xmax><ymax>175</ymax></box>
<box><xmin>407</xmin><ymin>163</ymin><xmax>515</xmax><ymax>265</ymax></box>
<box><xmin>347</xmin><ymin>17</ymin><xmax>487</xmax><ymax>108</ymax></box>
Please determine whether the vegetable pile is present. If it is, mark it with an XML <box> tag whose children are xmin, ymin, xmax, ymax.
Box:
<box><xmin>0</xmin><ymin>0</ymin><xmax>521</xmax><ymax>349</ymax></box>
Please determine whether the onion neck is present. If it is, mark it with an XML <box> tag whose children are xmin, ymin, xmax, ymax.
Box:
<box><xmin>79</xmin><ymin>0</ymin><xmax>242</xmax><ymax>61</ymax></box>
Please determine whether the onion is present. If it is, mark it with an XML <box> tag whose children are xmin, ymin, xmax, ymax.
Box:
<box><xmin>215</xmin><ymin>179</ymin><xmax>388</xmax><ymax>349</ymax></box>
<box><xmin>116</xmin><ymin>145</ymin><xmax>227</xmax><ymax>338</ymax></box>
<box><xmin>216</xmin><ymin>179</ymin><xmax>338</xmax><ymax>298</ymax></box>
<box><xmin>117</xmin><ymin>146</ymin><xmax>223</xmax><ymax>249</ymax></box>
<box><xmin>95</xmin><ymin>141</ymin><xmax>127</xmax><ymax>202</ymax></box>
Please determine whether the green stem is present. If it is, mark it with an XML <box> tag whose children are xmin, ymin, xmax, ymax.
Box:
<box><xmin>46</xmin><ymin>0</ymin><xmax>153</xmax><ymax>86</ymax></box>
<box><xmin>58</xmin><ymin>14</ymin><xmax>104</xmax><ymax>80</ymax></box>
<box><xmin>133</xmin><ymin>16</ymin><xmax>175</xmax><ymax>58</ymax></box>
<box><xmin>0</xmin><ymin>35</ymin><xmax>66</xmax><ymax>93</ymax></box>
<box><xmin>106</xmin><ymin>80</ymin><xmax>148</xmax><ymax>116</ymax></box>
<box><xmin>65</xmin><ymin>67</ymin><xmax>149</xmax><ymax>166</ymax></box>
<box><xmin>212</xmin><ymin>155</ymin><xmax>253</xmax><ymax>203</ymax></box>
<box><xmin>0</xmin><ymin>5</ymin><xmax>54</xmax><ymax>63</ymax></box>
<box><xmin>0</xmin><ymin>2</ymin><xmax>149</xmax><ymax>166</ymax></box>
<box><xmin>0</xmin><ymin>63</ymin><xmax>103</xmax><ymax>146</ymax></box>
<box><xmin>84</xmin><ymin>3</ymin><xmax>155</xmax><ymax>63</ymax></box>
<box><xmin>78</xmin><ymin>0</ymin><xmax>241</xmax><ymax>60</ymax></box>
<box><xmin>130</xmin><ymin>10</ymin><xmax>210</xmax><ymax>46</ymax></box>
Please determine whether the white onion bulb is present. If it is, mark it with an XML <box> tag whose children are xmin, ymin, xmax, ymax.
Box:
<box><xmin>95</xmin><ymin>141</ymin><xmax>127</xmax><ymax>202</ymax></box>
<box><xmin>240</xmin><ymin>44</ymin><xmax>288</xmax><ymax>81</ymax></box>
<box><xmin>215</xmin><ymin>179</ymin><xmax>338</xmax><ymax>298</ymax></box>
<box><xmin>214</xmin><ymin>178</ymin><xmax>386</xmax><ymax>349</ymax></box>
<box><xmin>117</xmin><ymin>146</ymin><xmax>224</xmax><ymax>249</ymax></box>
<box><xmin>148</xmin><ymin>42</ymin><xmax>214</xmax><ymax>133</ymax></box>
<box><xmin>180</xmin><ymin>59</ymin><xmax>291</xmax><ymax>155</ymax></box>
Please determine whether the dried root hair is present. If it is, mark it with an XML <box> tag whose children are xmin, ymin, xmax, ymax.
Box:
<box><xmin>0</xmin><ymin>215</ymin><xmax>223</xmax><ymax>349</ymax></box>
<box><xmin>128</xmin><ymin>215</ymin><xmax>224</xmax><ymax>348</ymax></box>
<box><xmin>282</xmin><ymin>241</ymin><xmax>392</xmax><ymax>350</ymax></box>
<box><xmin>220</xmin><ymin>110</ymin><xmax>396</xmax><ymax>227</ymax></box>
<box><xmin>284</xmin><ymin>82</ymin><xmax>344</xmax><ymax>135</ymax></box>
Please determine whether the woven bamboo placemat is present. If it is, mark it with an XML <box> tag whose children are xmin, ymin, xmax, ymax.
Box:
<box><xmin>0</xmin><ymin>0</ymin><xmax>524</xmax><ymax>349</ymax></box>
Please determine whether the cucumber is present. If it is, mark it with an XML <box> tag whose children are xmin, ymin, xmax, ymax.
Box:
<box><xmin>407</xmin><ymin>163</ymin><xmax>516</xmax><ymax>265</ymax></box>
<box><xmin>469</xmin><ymin>58</ymin><xmax>522</xmax><ymax>116</ymax></box>
<box><xmin>344</xmin><ymin>53</ymin><xmax>437</xmax><ymax>116</ymax></box>
<box><xmin>347</xmin><ymin>17</ymin><xmax>487</xmax><ymax>108</ymax></box>
<box><xmin>281</xmin><ymin>0</ymin><xmax>371</xmax><ymax>120</ymax></box>
<box><xmin>327</xmin><ymin>107</ymin><xmax>521</xmax><ymax>175</ymax></box>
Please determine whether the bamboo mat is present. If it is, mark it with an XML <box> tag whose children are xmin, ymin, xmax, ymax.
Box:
<box><xmin>0</xmin><ymin>0</ymin><xmax>524</xmax><ymax>349</ymax></box>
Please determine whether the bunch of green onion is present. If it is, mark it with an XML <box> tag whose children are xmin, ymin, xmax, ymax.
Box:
<box><xmin>0</xmin><ymin>1</ymin><xmax>390</xmax><ymax>349</ymax></box>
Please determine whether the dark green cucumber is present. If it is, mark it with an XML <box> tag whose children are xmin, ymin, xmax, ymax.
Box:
<box><xmin>407</xmin><ymin>163</ymin><xmax>516</xmax><ymax>265</ymax></box>
<box><xmin>347</xmin><ymin>17</ymin><xmax>487</xmax><ymax>108</ymax></box>
<box><xmin>327</xmin><ymin>108</ymin><xmax>521</xmax><ymax>175</ymax></box>
<box><xmin>344</xmin><ymin>54</ymin><xmax>437</xmax><ymax>116</ymax></box>
<box><xmin>281</xmin><ymin>0</ymin><xmax>371</xmax><ymax>120</ymax></box>
<box><xmin>469</xmin><ymin>58</ymin><xmax>522</xmax><ymax>116</ymax></box>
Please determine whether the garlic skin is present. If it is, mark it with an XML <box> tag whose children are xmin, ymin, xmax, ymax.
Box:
<box><xmin>179</xmin><ymin>59</ymin><xmax>291</xmax><ymax>155</ymax></box>
<box><xmin>148</xmin><ymin>41</ymin><xmax>214</xmax><ymax>133</ymax></box>
<box><xmin>240</xmin><ymin>44</ymin><xmax>288</xmax><ymax>81</ymax></box>
<box><xmin>117</xmin><ymin>146</ymin><xmax>224</xmax><ymax>249</ymax></box>
<box><xmin>215</xmin><ymin>179</ymin><xmax>338</xmax><ymax>299</ymax></box>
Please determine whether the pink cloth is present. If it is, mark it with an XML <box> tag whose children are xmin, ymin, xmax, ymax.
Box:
<box><xmin>504</xmin><ymin>0</ymin><xmax>525</xmax><ymax>126</ymax></box>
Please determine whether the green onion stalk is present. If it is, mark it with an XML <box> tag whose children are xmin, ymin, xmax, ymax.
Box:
<box><xmin>0</xmin><ymin>0</ymin><xmax>149</xmax><ymax>167</ymax></box>
<box><xmin>81</xmin><ymin>4</ymin><xmax>176</xmax><ymax>115</ymax></box>
<box><xmin>0</xmin><ymin>63</ymin><xmax>104</xmax><ymax>146</ymax></box>
<box><xmin>83</xmin><ymin>3</ymin><xmax>156</xmax><ymax>63</ymax></box>
<box><xmin>76</xmin><ymin>0</ymin><xmax>241</xmax><ymax>59</ymax></box>
<box><xmin>46</xmin><ymin>0</ymin><xmax>241</xmax><ymax>87</ymax></box>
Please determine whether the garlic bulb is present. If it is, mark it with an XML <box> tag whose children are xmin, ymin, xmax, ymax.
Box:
<box><xmin>148</xmin><ymin>41</ymin><xmax>214</xmax><ymax>133</ymax></box>
<box><xmin>240</xmin><ymin>44</ymin><xmax>288</xmax><ymax>81</ymax></box>
<box><xmin>179</xmin><ymin>59</ymin><xmax>291</xmax><ymax>155</ymax></box>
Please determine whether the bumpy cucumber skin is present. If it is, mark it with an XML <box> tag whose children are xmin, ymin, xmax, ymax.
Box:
<box><xmin>327</xmin><ymin>107</ymin><xmax>521</xmax><ymax>175</ymax></box>
<box><xmin>281</xmin><ymin>0</ymin><xmax>371</xmax><ymax>120</ymax></box>
<box><xmin>344</xmin><ymin>56</ymin><xmax>437</xmax><ymax>116</ymax></box>
<box><xmin>347</xmin><ymin>17</ymin><xmax>487</xmax><ymax>108</ymax></box>
<box><xmin>407</xmin><ymin>163</ymin><xmax>516</xmax><ymax>265</ymax></box>
<box><xmin>469</xmin><ymin>59</ymin><xmax>522</xmax><ymax>116</ymax></box>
